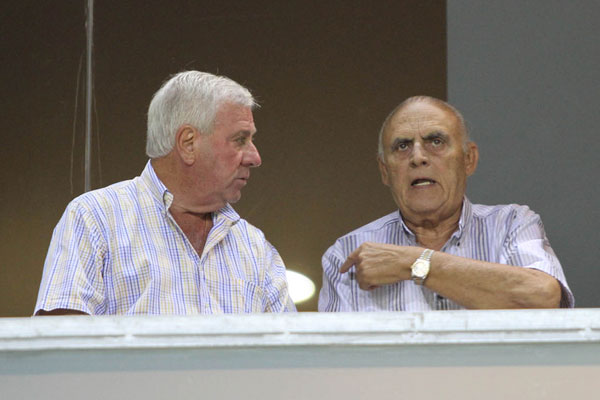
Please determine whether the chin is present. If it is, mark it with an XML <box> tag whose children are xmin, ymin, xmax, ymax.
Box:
<box><xmin>226</xmin><ymin>193</ymin><xmax>242</xmax><ymax>204</ymax></box>
<box><xmin>404</xmin><ymin>202</ymin><xmax>444</xmax><ymax>216</ymax></box>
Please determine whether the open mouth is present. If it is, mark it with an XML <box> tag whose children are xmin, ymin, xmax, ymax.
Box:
<box><xmin>411</xmin><ymin>178</ymin><xmax>436</xmax><ymax>187</ymax></box>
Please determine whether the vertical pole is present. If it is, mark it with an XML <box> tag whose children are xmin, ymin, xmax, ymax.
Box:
<box><xmin>84</xmin><ymin>0</ymin><xmax>94</xmax><ymax>192</ymax></box>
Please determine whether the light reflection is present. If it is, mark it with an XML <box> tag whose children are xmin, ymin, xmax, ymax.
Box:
<box><xmin>286</xmin><ymin>270</ymin><xmax>316</xmax><ymax>304</ymax></box>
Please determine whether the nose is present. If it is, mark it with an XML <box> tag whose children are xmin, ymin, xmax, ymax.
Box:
<box><xmin>410</xmin><ymin>142</ymin><xmax>428</xmax><ymax>167</ymax></box>
<box><xmin>244</xmin><ymin>141</ymin><xmax>262</xmax><ymax>168</ymax></box>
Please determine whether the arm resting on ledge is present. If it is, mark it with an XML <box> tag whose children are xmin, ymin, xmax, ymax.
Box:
<box><xmin>35</xmin><ymin>308</ymin><xmax>89</xmax><ymax>316</ymax></box>
<box><xmin>424</xmin><ymin>252</ymin><xmax>562</xmax><ymax>309</ymax></box>
<box><xmin>341</xmin><ymin>243</ymin><xmax>564</xmax><ymax>309</ymax></box>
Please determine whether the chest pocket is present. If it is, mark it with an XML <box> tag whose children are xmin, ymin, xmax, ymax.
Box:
<box><xmin>209</xmin><ymin>277</ymin><xmax>265</xmax><ymax>313</ymax></box>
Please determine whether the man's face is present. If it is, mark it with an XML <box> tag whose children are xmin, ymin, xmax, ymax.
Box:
<box><xmin>193</xmin><ymin>103</ymin><xmax>261</xmax><ymax>207</ymax></box>
<box><xmin>378</xmin><ymin>101</ymin><xmax>477</xmax><ymax>224</ymax></box>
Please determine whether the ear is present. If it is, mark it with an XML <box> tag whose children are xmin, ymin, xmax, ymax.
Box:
<box><xmin>175</xmin><ymin>125</ymin><xmax>197</xmax><ymax>165</ymax></box>
<box><xmin>377</xmin><ymin>156</ymin><xmax>391</xmax><ymax>187</ymax></box>
<box><xmin>464</xmin><ymin>141</ymin><xmax>479</xmax><ymax>176</ymax></box>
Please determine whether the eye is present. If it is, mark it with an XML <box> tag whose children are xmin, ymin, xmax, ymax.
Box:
<box><xmin>393</xmin><ymin>141</ymin><xmax>409</xmax><ymax>151</ymax></box>
<box><xmin>432</xmin><ymin>138</ymin><xmax>443</xmax><ymax>146</ymax></box>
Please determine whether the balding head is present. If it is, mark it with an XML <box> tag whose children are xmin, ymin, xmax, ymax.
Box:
<box><xmin>376</xmin><ymin>95</ymin><xmax>479</xmax><ymax>226</ymax></box>
<box><xmin>378</xmin><ymin>96</ymin><xmax>469</xmax><ymax>160</ymax></box>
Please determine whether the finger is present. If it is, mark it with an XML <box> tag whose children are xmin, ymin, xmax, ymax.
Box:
<box><xmin>339</xmin><ymin>255</ymin><xmax>356</xmax><ymax>274</ymax></box>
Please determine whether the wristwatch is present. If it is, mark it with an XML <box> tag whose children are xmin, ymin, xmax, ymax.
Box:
<box><xmin>411</xmin><ymin>249</ymin><xmax>434</xmax><ymax>285</ymax></box>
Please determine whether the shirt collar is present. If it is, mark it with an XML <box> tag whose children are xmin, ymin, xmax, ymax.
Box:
<box><xmin>398</xmin><ymin>196</ymin><xmax>473</xmax><ymax>241</ymax></box>
<box><xmin>453</xmin><ymin>196</ymin><xmax>472</xmax><ymax>240</ymax></box>
<box><xmin>457</xmin><ymin>197</ymin><xmax>472</xmax><ymax>233</ymax></box>
<box><xmin>141</xmin><ymin>160</ymin><xmax>171</xmax><ymax>208</ymax></box>
<box><xmin>140</xmin><ymin>160</ymin><xmax>241</xmax><ymax>224</ymax></box>
<box><xmin>216</xmin><ymin>203</ymin><xmax>241</xmax><ymax>225</ymax></box>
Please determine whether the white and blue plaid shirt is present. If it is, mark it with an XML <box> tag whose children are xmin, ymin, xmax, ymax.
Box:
<box><xmin>35</xmin><ymin>161</ymin><xmax>296</xmax><ymax>315</ymax></box>
<box><xmin>319</xmin><ymin>199</ymin><xmax>574</xmax><ymax>311</ymax></box>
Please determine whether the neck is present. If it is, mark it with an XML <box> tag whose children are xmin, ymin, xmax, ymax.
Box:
<box><xmin>151</xmin><ymin>157</ymin><xmax>224</xmax><ymax>214</ymax></box>
<box><xmin>169</xmin><ymin>205</ymin><xmax>214</xmax><ymax>257</ymax></box>
<box><xmin>402</xmin><ymin>207</ymin><xmax>462</xmax><ymax>251</ymax></box>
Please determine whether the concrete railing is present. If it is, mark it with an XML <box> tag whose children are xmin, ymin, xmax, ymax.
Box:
<box><xmin>2</xmin><ymin>309</ymin><xmax>599</xmax><ymax>399</ymax></box>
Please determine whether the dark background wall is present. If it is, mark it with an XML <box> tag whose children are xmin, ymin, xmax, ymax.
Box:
<box><xmin>1</xmin><ymin>0</ymin><xmax>446</xmax><ymax>315</ymax></box>
<box><xmin>448</xmin><ymin>0</ymin><xmax>599</xmax><ymax>307</ymax></box>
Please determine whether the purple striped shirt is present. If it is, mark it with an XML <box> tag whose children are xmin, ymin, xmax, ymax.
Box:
<box><xmin>319</xmin><ymin>199</ymin><xmax>574</xmax><ymax>311</ymax></box>
<box><xmin>35</xmin><ymin>161</ymin><xmax>296</xmax><ymax>315</ymax></box>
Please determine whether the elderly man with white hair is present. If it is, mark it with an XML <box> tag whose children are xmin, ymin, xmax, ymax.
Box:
<box><xmin>36</xmin><ymin>71</ymin><xmax>295</xmax><ymax>315</ymax></box>
<box><xmin>319</xmin><ymin>96</ymin><xmax>574</xmax><ymax>311</ymax></box>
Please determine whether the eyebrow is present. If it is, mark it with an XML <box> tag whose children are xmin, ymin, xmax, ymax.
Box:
<box><xmin>422</xmin><ymin>131</ymin><xmax>449</xmax><ymax>141</ymax></box>
<box><xmin>235</xmin><ymin>130</ymin><xmax>257</xmax><ymax>137</ymax></box>
<box><xmin>391</xmin><ymin>131</ymin><xmax>449</xmax><ymax>147</ymax></box>
<box><xmin>391</xmin><ymin>137</ymin><xmax>412</xmax><ymax>147</ymax></box>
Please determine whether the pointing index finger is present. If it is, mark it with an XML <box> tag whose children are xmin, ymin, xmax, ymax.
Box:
<box><xmin>339</xmin><ymin>249</ymin><xmax>358</xmax><ymax>273</ymax></box>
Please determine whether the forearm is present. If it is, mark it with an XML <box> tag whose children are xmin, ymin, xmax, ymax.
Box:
<box><xmin>424</xmin><ymin>252</ymin><xmax>562</xmax><ymax>309</ymax></box>
<box><xmin>35</xmin><ymin>308</ymin><xmax>89</xmax><ymax>316</ymax></box>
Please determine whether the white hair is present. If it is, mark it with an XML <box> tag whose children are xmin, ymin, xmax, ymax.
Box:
<box><xmin>146</xmin><ymin>71</ymin><xmax>257</xmax><ymax>158</ymax></box>
<box><xmin>377</xmin><ymin>96</ymin><xmax>469</xmax><ymax>160</ymax></box>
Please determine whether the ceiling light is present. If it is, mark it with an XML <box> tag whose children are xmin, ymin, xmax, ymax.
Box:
<box><xmin>285</xmin><ymin>269</ymin><xmax>316</xmax><ymax>304</ymax></box>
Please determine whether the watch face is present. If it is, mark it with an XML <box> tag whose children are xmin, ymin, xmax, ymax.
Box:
<box><xmin>413</xmin><ymin>260</ymin><xmax>429</xmax><ymax>277</ymax></box>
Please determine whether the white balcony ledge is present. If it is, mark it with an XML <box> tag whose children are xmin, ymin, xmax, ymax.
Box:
<box><xmin>1</xmin><ymin>309</ymin><xmax>599</xmax><ymax>399</ymax></box>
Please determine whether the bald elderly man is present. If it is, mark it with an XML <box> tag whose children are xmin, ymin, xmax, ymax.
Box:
<box><xmin>319</xmin><ymin>96</ymin><xmax>573</xmax><ymax>311</ymax></box>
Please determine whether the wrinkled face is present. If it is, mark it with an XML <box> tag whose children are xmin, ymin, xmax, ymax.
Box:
<box><xmin>193</xmin><ymin>103</ymin><xmax>261</xmax><ymax>207</ymax></box>
<box><xmin>378</xmin><ymin>101</ymin><xmax>477</xmax><ymax>223</ymax></box>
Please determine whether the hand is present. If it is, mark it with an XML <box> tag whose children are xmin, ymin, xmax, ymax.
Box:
<box><xmin>339</xmin><ymin>242</ymin><xmax>422</xmax><ymax>290</ymax></box>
